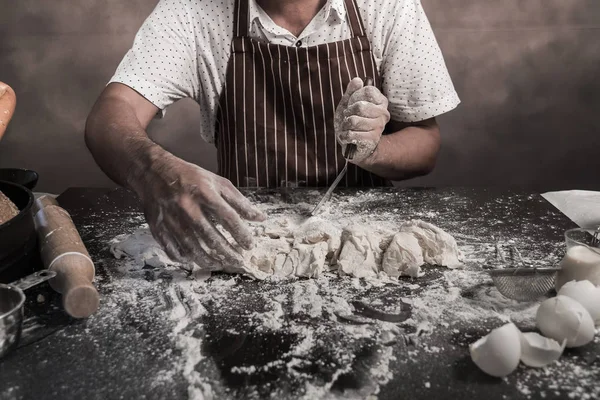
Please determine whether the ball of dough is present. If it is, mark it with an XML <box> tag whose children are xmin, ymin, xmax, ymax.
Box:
<box><xmin>381</xmin><ymin>232</ymin><xmax>424</xmax><ymax>278</ymax></box>
<box><xmin>336</xmin><ymin>226</ymin><xmax>383</xmax><ymax>278</ymax></box>
<box><xmin>399</xmin><ymin>220</ymin><xmax>462</xmax><ymax>268</ymax></box>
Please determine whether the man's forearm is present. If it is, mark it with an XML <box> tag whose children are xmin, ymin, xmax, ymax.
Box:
<box><xmin>85</xmin><ymin>97</ymin><xmax>165</xmax><ymax>193</ymax></box>
<box><xmin>356</xmin><ymin>119</ymin><xmax>441</xmax><ymax>181</ymax></box>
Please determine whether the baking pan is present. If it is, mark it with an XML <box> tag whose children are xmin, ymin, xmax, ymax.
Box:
<box><xmin>0</xmin><ymin>180</ymin><xmax>37</xmax><ymax>283</ymax></box>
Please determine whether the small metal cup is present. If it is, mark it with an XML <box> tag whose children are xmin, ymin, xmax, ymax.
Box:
<box><xmin>0</xmin><ymin>284</ymin><xmax>25</xmax><ymax>358</ymax></box>
<box><xmin>0</xmin><ymin>270</ymin><xmax>56</xmax><ymax>358</ymax></box>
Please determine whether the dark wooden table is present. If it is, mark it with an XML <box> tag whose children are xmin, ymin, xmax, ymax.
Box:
<box><xmin>1</xmin><ymin>187</ymin><xmax>598</xmax><ymax>400</ymax></box>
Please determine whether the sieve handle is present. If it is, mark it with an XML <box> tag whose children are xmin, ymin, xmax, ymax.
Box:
<box><xmin>10</xmin><ymin>270</ymin><xmax>57</xmax><ymax>291</ymax></box>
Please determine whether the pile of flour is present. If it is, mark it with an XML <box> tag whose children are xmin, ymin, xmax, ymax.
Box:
<box><xmin>110</xmin><ymin>216</ymin><xmax>463</xmax><ymax>281</ymax></box>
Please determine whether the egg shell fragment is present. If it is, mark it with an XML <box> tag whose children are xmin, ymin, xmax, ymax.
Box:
<box><xmin>536</xmin><ymin>295</ymin><xmax>595</xmax><ymax>348</ymax></box>
<box><xmin>519</xmin><ymin>332</ymin><xmax>566</xmax><ymax>368</ymax></box>
<box><xmin>557</xmin><ymin>280</ymin><xmax>600</xmax><ymax>325</ymax></box>
<box><xmin>470</xmin><ymin>323</ymin><xmax>522</xmax><ymax>377</ymax></box>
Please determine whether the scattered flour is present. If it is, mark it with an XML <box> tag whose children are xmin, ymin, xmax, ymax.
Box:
<box><xmin>515</xmin><ymin>354</ymin><xmax>600</xmax><ymax>399</ymax></box>
<box><xmin>89</xmin><ymin>190</ymin><xmax>589</xmax><ymax>399</ymax></box>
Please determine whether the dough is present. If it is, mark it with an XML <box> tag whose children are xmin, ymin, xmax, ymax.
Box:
<box><xmin>110</xmin><ymin>218</ymin><xmax>461</xmax><ymax>280</ymax></box>
<box><xmin>244</xmin><ymin>236</ymin><xmax>291</xmax><ymax>275</ymax></box>
<box><xmin>278</xmin><ymin>242</ymin><xmax>329</xmax><ymax>278</ymax></box>
<box><xmin>253</xmin><ymin>218</ymin><xmax>292</xmax><ymax>240</ymax></box>
<box><xmin>110</xmin><ymin>225</ymin><xmax>270</xmax><ymax>279</ymax></box>
<box><xmin>111</xmin><ymin>227</ymin><xmax>176</xmax><ymax>269</ymax></box>
<box><xmin>336</xmin><ymin>226</ymin><xmax>387</xmax><ymax>279</ymax></box>
<box><xmin>248</xmin><ymin>217</ymin><xmax>338</xmax><ymax>278</ymax></box>
<box><xmin>399</xmin><ymin>220</ymin><xmax>462</xmax><ymax>268</ymax></box>
<box><xmin>244</xmin><ymin>216</ymin><xmax>339</xmax><ymax>278</ymax></box>
<box><xmin>381</xmin><ymin>232</ymin><xmax>424</xmax><ymax>278</ymax></box>
<box><xmin>293</xmin><ymin>217</ymin><xmax>342</xmax><ymax>260</ymax></box>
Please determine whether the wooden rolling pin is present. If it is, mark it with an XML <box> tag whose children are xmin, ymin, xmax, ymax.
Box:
<box><xmin>33</xmin><ymin>195</ymin><xmax>99</xmax><ymax>318</ymax></box>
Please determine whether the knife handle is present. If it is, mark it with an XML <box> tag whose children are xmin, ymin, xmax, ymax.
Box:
<box><xmin>344</xmin><ymin>144</ymin><xmax>356</xmax><ymax>160</ymax></box>
<box><xmin>344</xmin><ymin>77</ymin><xmax>373</xmax><ymax>161</ymax></box>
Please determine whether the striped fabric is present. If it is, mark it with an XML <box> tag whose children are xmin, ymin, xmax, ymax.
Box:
<box><xmin>216</xmin><ymin>0</ymin><xmax>390</xmax><ymax>188</ymax></box>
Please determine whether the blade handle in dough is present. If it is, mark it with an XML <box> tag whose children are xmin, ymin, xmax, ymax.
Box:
<box><xmin>310</xmin><ymin>77</ymin><xmax>373</xmax><ymax>216</ymax></box>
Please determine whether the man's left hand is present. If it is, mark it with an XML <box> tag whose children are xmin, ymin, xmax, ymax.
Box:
<box><xmin>334</xmin><ymin>77</ymin><xmax>391</xmax><ymax>163</ymax></box>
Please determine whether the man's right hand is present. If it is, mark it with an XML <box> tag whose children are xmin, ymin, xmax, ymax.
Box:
<box><xmin>132</xmin><ymin>151</ymin><xmax>266</xmax><ymax>268</ymax></box>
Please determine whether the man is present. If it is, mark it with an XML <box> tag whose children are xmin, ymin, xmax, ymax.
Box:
<box><xmin>85</xmin><ymin>0</ymin><xmax>459</xmax><ymax>268</ymax></box>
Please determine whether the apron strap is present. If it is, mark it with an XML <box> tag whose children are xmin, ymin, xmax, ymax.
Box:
<box><xmin>234</xmin><ymin>0</ymin><xmax>250</xmax><ymax>38</ymax></box>
<box><xmin>343</xmin><ymin>0</ymin><xmax>367</xmax><ymax>37</ymax></box>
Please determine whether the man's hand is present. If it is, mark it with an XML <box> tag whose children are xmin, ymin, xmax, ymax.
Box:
<box><xmin>132</xmin><ymin>152</ymin><xmax>266</xmax><ymax>268</ymax></box>
<box><xmin>334</xmin><ymin>78</ymin><xmax>391</xmax><ymax>163</ymax></box>
<box><xmin>86</xmin><ymin>83</ymin><xmax>266</xmax><ymax>268</ymax></box>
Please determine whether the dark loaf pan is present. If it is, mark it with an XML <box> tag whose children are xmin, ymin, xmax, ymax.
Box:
<box><xmin>0</xmin><ymin>180</ymin><xmax>38</xmax><ymax>283</ymax></box>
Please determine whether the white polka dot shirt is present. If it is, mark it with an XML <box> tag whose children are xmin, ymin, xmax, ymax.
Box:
<box><xmin>109</xmin><ymin>0</ymin><xmax>460</xmax><ymax>144</ymax></box>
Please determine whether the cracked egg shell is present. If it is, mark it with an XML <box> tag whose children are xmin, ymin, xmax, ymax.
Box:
<box><xmin>557</xmin><ymin>280</ymin><xmax>600</xmax><ymax>325</ymax></box>
<box><xmin>469</xmin><ymin>323</ymin><xmax>521</xmax><ymax>377</ymax></box>
<box><xmin>519</xmin><ymin>332</ymin><xmax>566</xmax><ymax>367</ymax></box>
<box><xmin>536</xmin><ymin>295</ymin><xmax>595</xmax><ymax>348</ymax></box>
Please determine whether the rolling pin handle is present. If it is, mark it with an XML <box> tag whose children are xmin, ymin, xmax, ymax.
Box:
<box><xmin>50</xmin><ymin>259</ymin><xmax>99</xmax><ymax>319</ymax></box>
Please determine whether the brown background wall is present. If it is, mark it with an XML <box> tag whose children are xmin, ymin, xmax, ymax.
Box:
<box><xmin>0</xmin><ymin>0</ymin><xmax>599</xmax><ymax>193</ymax></box>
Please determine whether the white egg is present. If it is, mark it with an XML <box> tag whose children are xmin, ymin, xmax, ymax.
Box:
<box><xmin>536</xmin><ymin>295</ymin><xmax>595</xmax><ymax>348</ymax></box>
<box><xmin>470</xmin><ymin>323</ymin><xmax>521</xmax><ymax>377</ymax></box>
<box><xmin>519</xmin><ymin>332</ymin><xmax>566</xmax><ymax>367</ymax></box>
<box><xmin>557</xmin><ymin>280</ymin><xmax>600</xmax><ymax>325</ymax></box>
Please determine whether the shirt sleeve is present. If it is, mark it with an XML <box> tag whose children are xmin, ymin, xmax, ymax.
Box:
<box><xmin>108</xmin><ymin>0</ymin><xmax>200</xmax><ymax>117</ymax></box>
<box><xmin>379</xmin><ymin>0</ymin><xmax>460</xmax><ymax>122</ymax></box>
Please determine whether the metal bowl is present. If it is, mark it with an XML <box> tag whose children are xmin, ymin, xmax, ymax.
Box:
<box><xmin>0</xmin><ymin>283</ymin><xmax>25</xmax><ymax>358</ymax></box>
<box><xmin>0</xmin><ymin>270</ymin><xmax>57</xmax><ymax>359</ymax></box>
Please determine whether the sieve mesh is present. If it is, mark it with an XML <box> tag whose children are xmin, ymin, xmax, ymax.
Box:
<box><xmin>489</xmin><ymin>269</ymin><xmax>558</xmax><ymax>301</ymax></box>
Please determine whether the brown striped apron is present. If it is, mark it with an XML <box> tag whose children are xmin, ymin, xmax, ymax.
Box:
<box><xmin>216</xmin><ymin>0</ymin><xmax>391</xmax><ymax>188</ymax></box>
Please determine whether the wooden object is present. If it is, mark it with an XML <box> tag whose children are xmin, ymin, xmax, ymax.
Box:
<box><xmin>34</xmin><ymin>197</ymin><xmax>99</xmax><ymax>318</ymax></box>
<box><xmin>0</xmin><ymin>82</ymin><xmax>16</xmax><ymax>141</ymax></box>
<box><xmin>32</xmin><ymin>194</ymin><xmax>59</xmax><ymax>215</ymax></box>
